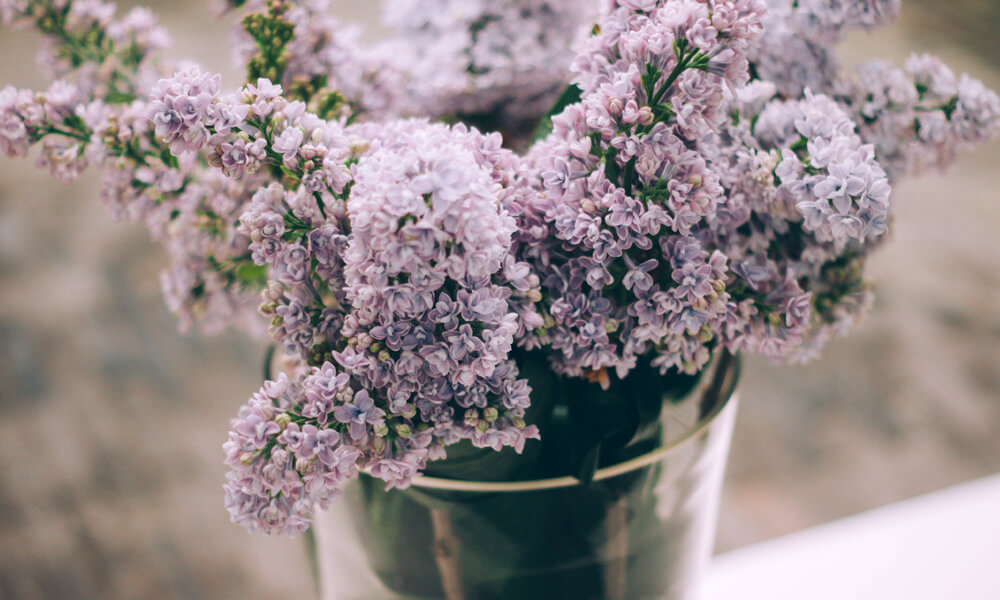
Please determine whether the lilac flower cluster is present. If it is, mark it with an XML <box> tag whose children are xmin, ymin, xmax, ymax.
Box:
<box><xmin>755</xmin><ymin>92</ymin><xmax>891</xmax><ymax>248</ymax></box>
<box><xmin>145</xmin><ymin>66</ymin><xmax>543</xmax><ymax>530</ymax></box>
<box><xmin>225</xmin><ymin>0</ymin><xmax>406</xmax><ymax>120</ymax></box>
<box><xmin>526</xmin><ymin>0</ymin><xmax>770</xmax><ymax>376</ymax></box>
<box><xmin>341</xmin><ymin>120</ymin><xmax>539</xmax><ymax>454</ymax></box>
<box><xmin>224</xmin><ymin>366</ymin><xmax>365</xmax><ymax>535</ymax></box>
<box><xmin>0</xmin><ymin>4</ymin><xmax>266</xmax><ymax>332</ymax></box>
<box><xmin>835</xmin><ymin>55</ymin><xmax>1000</xmax><ymax>180</ymax></box>
<box><xmin>4</xmin><ymin>0</ymin><xmax>1000</xmax><ymax>539</ymax></box>
<box><xmin>3</xmin><ymin>0</ymin><xmax>170</xmax><ymax>98</ymax></box>
<box><xmin>378</xmin><ymin>0</ymin><xmax>599</xmax><ymax>136</ymax></box>
<box><xmin>750</xmin><ymin>0</ymin><xmax>901</xmax><ymax>98</ymax></box>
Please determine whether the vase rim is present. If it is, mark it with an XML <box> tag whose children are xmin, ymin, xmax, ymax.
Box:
<box><xmin>400</xmin><ymin>353</ymin><xmax>741</xmax><ymax>493</ymax></box>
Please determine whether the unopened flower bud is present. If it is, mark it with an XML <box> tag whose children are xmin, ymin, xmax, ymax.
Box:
<box><xmin>512</xmin><ymin>417</ymin><xmax>527</xmax><ymax>429</ymax></box>
<box><xmin>275</xmin><ymin>413</ymin><xmax>291</xmax><ymax>429</ymax></box>
<box><xmin>265</xmin><ymin>281</ymin><xmax>284</xmax><ymax>301</ymax></box>
<box><xmin>637</xmin><ymin>106</ymin><xmax>655</xmax><ymax>125</ymax></box>
<box><xmin>464</xmin><ymin>410</ymin><xmax>479</xmax><ymax>427</ymax></box>
<box><xmin>607</xmin><ymin>96</ymin><xmax>624</xmax><ymax>115</ymax></box>
<box><xmin>394</xmin><ymin>423</ymin><xmax>412</xmax><ymax>438</ymax></box>
<box><xmin>373</xmin><ymin>421</ymin><xmax>389</xmax><ymax>437</ymax></box>
<box><xmin>483</xmin><ymin>407</ymin><xmax>499</xmax><ymax>422</ymax></box>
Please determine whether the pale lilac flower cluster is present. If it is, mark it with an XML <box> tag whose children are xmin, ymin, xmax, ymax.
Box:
<box><xmin>341</xmin><ymin>120</ymin><xmax>539</xmax><ymax>454</ymax></box>
<box><xmin>227</xmin><ymin>0</ymin><xmax>406</xmax><ymax>120</ymax></box>
<box><xmin>756</xmin><ymin>92</ymin><xmax>891</xmax><ymax>248</ymax></box>
<box><xmin>749</xmin><ymin>1</ymin><xmax>1000</xmax><ymax>185</ymax></box>
<box><xmin>527</xmin><ymin>0</ymin><xmax>770</xmax><ymax>376</ymax></box>
<box><xmin>0</xmin><ymin>82</ymin><xmax>91</xmax><ymax>180</ymax></box>
<box><xmin>0</xmin><ymin>2</ymin><xmax>268</xmax><ymax>333</ymax></box>
<box><xmin>835</xmin><ymin>55</ymin><xmax>1000</xmax><ymax>180</ymax></box>
<box><xmin>751</xmin><ymin>0</ymin><xmax>901</xmax><ymax>98</ymax></box>
<box><xmin>379</xmin><ymin>0</ymin><xmax>599</xmax><ymax>136</ymax></box>
<box><xmin>223</xmin><ymin>366</ymin><xmax>364</xmax><ymax>535</ymax></box>
<box><xmin>4</xmin><ymin>0</ymin><xmax>170</xmax><ymax>99</ymax></box>
<box><xmin>149</xmin><ymin>67</ymin><xmax>230</xmax><ymax>154</ymax></box>
<box><xmin>146</xmin><ymin>70</ymin><xmax>544</xmax><ymax>528</ymax></box>
<box><xmin>701</xmin><ymin>84</ymin><xmax>885</xmax><ymax>361</ymax></box>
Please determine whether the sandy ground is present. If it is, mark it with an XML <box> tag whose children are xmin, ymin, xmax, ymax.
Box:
<box><xmin>0</xmin><ymin>1</ymin><xmax>997</xmax><ymax>598</ymax></box>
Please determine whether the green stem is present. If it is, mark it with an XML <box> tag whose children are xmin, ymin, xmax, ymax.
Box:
<box><xmin>603</xmin><ymin>494</ymin><xmax>629</xmax><ymax>600</ymax></box>
<box><xmin>430</xmin><ymin>508</ymin><xmax>467</xmax><ymax>600</ymax></box>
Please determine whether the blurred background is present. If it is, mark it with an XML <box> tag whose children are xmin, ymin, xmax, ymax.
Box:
<box><xmin>0</xmin><ymin>1</ymin><xmax>998</xmax><ymax>598</ymax></box>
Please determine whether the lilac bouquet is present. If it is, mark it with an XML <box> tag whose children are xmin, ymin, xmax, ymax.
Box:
<box><xmin>2</xmin><ymin>0</ymin><xmax>998</xmax><ymax>596</ymax></box>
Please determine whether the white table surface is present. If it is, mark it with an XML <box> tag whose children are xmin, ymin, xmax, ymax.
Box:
<box><xmin>701</xmin><ymin>473</ymin><xmax>1000</xmax><ymax>600</ymax></box>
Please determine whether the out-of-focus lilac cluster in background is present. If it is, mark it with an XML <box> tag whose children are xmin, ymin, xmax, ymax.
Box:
<box><xmin>0</xmin><ymin>1</ymin><xmax>997</xmax><ymax>598</ymax></box>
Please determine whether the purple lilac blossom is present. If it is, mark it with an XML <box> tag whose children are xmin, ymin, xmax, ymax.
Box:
<box><xmin>526</xmin><ymin>0</ymin><xmax>769</xmax><ymax>377</ymax></box>
<box><xmin>750</xmin><ymin>0</ymin><xmax>901</xmax><ymax>98</ymax></box>
<box><xmin>228</xmin><ymin>0</ymin><xmax>409</xmax><ymax>121</ymax></box>
<box><xmin>378</xmin><ymin>0</ymin><xmax>599</xmax><ymax>138</ymax></box>
<box><xmin>834</xmin><ymin>55</ymin><xmax>1000</xmax><ymax>180</ymax></box>
<box><xmin>341</xmin><ymin>120</ymin><xmax>539</xmax><ymax>453</ymax></box>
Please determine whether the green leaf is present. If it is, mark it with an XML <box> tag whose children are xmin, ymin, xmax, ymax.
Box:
<box><xmin>532</xmin><ymin>84</ymin><xmax>582</xmax><ymax>142</ymax></box>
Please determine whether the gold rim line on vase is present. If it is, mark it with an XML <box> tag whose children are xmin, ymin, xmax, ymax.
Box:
<box><xmin>361</xmin><ymin>352</ymin><xmax>741</xmax><ymax>493</ymax></box>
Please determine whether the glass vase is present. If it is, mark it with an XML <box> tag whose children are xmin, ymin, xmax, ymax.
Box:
<box><xmin>311</xmin><ymin>353</ymin><xmax>740</xmax><ymax>600</ymax></box>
